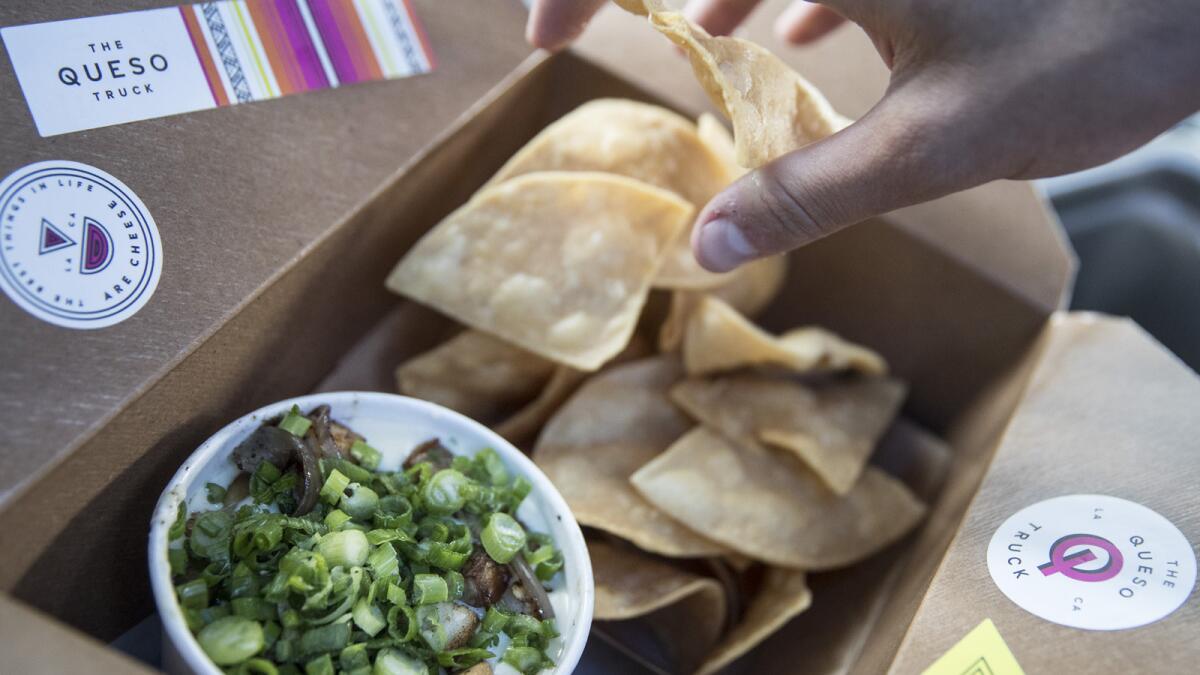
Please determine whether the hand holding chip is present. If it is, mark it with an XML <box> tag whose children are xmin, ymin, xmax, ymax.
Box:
<box><xmin>528</xmin><ymin>0</ymin><xmax>1200</xmax><ymax>272</ymax></box>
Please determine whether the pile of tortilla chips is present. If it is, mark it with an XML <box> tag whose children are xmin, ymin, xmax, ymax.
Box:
<box><xmin>385</xmin><ymin>4</ymin><xmax>948</xmax><ymax>672</ymax></box>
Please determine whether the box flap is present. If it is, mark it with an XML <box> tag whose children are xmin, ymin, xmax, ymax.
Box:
<box><xmin>574</xmin><ymin>0</ymin><xmax>1075</xmax><ymax>314</ymax></box>
<box><xmin>891</xmin><ymin>312</ymin><xmax>1200</xmax><ymax>672</ymax></box>
<box><xmin>0</xmin><ymin>594</ymin><xmax>155</xmax><ymax>674</ymax></box>
<box><xmin>0</xmin><ymin>0</ymin><xmax>535</xmax><ymax>501</ymax></box>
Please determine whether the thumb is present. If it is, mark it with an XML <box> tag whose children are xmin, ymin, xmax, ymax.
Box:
<box><xmin>691</xmin><ymin>80</ymin><xmax>993</xmax><ymax>272</ymax></box>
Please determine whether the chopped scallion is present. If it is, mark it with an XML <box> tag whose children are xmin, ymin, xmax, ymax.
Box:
<box><xmin>177</xmin><ymin>579</ymin><xmax>209</xmax><ymax>610</ymax></box>
<box><xmin>481</xmin><ymin>512</ymin><xmax>526</xmax><ymax>564</ymax></box>
<box><xmin>351</xmin><ymin>597</ymin><xmax>386</xmax><ymax>637</ymax></box>
<box><xmin>279</xmin><ymin>406</ymin><xmax>312</xmax><ymax>437</ymax></box>
<box><xmin>197</xmin><ymin>616</ymin><xmax>264</xmax><ymax>666</ymax></box>
<box><xmin>349</xmin><ymin>440</ymin><xmax>381</xmax><ymax>471</ymax></box>
<box><xmin>205</xmin><ymin>482</ymin><xmax>227</xmax><ymax>504</ymax></box>
<box><xmin>319</xmin><ymin>469</ymin><xmax>350</xmax><ymax>505</ymax></box>
<box><xmin>412</xmin><ymin>573</ymin><xmax>448</xmax><ymax>605</ymax></box>
<box><xmin>316</xmin><ymin>530</ymin><xmax>369</xmax><ymax>569</ymax></box>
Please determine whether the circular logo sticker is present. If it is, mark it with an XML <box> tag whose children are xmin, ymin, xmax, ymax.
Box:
<box><xmin>0</xmin><ymin>160</ymin><xmax>162</xmax><ymax>329</ymax></box>
<box><xmin>987</xmin><ymin>494</ymin><xmax>1196</xmax><ymax>630</ymax></box>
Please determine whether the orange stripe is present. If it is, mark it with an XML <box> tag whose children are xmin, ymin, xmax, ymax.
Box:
<box><xmin>399</xmin><ymin>0</ymin><xmax>435</xmax><ymax>69</ymax></box>
<box><xmin>180</xmin><ymin>7</ymin><xmax>229</xmax><ymax>106</ymax></box>
<box><xmin>331</xmin><ymin>0</ymin><xmax>382</xmax><ymax>81</ymax></box>
<box><xmin>245</xmin><ymin>0</ymin><xmax>299</xmax><ymax>95</ymax></box>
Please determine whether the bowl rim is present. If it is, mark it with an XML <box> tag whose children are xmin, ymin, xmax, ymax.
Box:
<box><xmin>148</xmin><ymin>391</ymin><xmax>594</xmax><ymax>675</ymax></box>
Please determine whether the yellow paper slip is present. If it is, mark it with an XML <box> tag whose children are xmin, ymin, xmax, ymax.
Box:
<box><xmin>922</xmin><ymin>618</ymin><xmax>1025</xmax><ymax>675</ymax></box>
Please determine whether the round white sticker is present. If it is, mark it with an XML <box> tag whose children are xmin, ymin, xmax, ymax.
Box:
<box><xmin>987</xmin><ymin>494</ymin><xmax>1196</xmax><ymax>630</ymax></box>
<box><xmin>0</xmin><ymin>160</ymin><xmax>162</xmax><ymax>329</ymax></box>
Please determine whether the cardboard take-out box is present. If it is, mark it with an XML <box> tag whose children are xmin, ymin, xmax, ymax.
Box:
<box><xmin>0</xmin><ymin>1</ymin><xmax>1196</xmax><ymax>673</ymax></box>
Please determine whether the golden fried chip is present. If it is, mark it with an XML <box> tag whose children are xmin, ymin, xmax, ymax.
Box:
<box><xmin>873</xmin><ymin>417</ymin><xmax>953</xmax><ymax>502</ymax></box>
<box><xmin>488</xmin><ymin>99</ymin><xmax>728</xmax><ymax>223</ymax></box>
<box><xmin>486</xmin><ymin>99</ymin><xmax>733</xmax><ymax>291</ymax></box>
<box><xmin>697</xmin><ymin>568</ymin><xmax>812</xmax><ymax>675</ymax></box>
<box><xmin>534</xmin><ymin>357</ymin><xmax>727</xmax><ymax>557</ymax></box>
<box><xmin>696</xmin><ymin>113</ymin><xmax>744</xmax><ymax>177</ymax></box>
<box><xmin>386</xmin><ymin>172</ymin><xmax>691</xmax><ymax>371</ymax></box>
<box><xmin>681</xmin><ymin>295</ymin><xmax>885</xmax><ymax>375</ymax></box>
<box><xmin>589</xmin><ymin>538</ymin><xmax>725</xmax><ymax>622</ymax></box>
<box><xmin>395</xmin><ymin>330</ymin><xmax>557</xmax><ymax>423</ymax></box>
<box><xmin>493</xmin><ymin>366</ymin><xmax>586</xmax><ymax>446</ymax></box>
<box><xmin>671</xmin><ymin>375</ymin><xmax>906</xmax><ymax>494</ymax></box>
<box><xmin>620</xmin><ymin>2</ymin><xmax>849</xmax><ymax>167</ymax></box>
<box><xmin>658</xmin><ymin>256</ymin><xmax>788</xmax><ymax>351</ymax></box>
<box><xmin>658</xmin><ymin>292</ymin><xmax>699</xmax><ymax>353</ymax></box>
<box><xmin>711</xmin><ymin>254</ymin><xmax>788</xmax><ymax>318</ymax></box>
<box><xmin>494</xmin><ymin>332</ymin><xmax>654</xmax><ymax>447</ymax></box>
<box><xmin>590</xmin><ymin>537</ymin><xmax>728</xmax><ymax>673</ymax></box>
<box><xmin>631</xmin><ymin>427</ymin><xmax>926</xmax><ymax>569</ymax></box>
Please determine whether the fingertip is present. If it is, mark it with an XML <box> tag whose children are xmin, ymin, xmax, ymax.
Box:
<box><xmin>525</xmin><ymin>0</ymin><xmax>606</xmax><ymax>51</ymax></box>
<box><xmin>525</xmin><ymin>15</ymin><xmax>572</xmax><ymax>51</ymax></box>
<box><xmin>683</xmin><ymin>0</ymin><xmax>762</xmax><ymax>37</ymax></box>
<box><xmin>772</xmin><ymin>2</ymin><xmax>807</xmax><ymax>43</ymax></box>
<box><xmin>692</xmin><ymin>216</ymin><xmax>760</xmax><ymax>273</ymax></box>
<box><xmin>774</xmin><ymin>3</ymin><xmax>845</xmax><ymax>45</ymax></box>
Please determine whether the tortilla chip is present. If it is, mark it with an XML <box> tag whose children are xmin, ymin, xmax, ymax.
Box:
<box><xmin>712</xmin><ymin>254</ymin><xmax>787</xmax><ymax>319</ymax></box>
<box><xmin>590</xmin><ymin>536</ymin><xmax>728</xmax><ymax>673</ymax></box>
<box><xmin>395</xmin><ymin>330</ymin><xmax>557</xmax><ymax>424</ymax></box>
<box><xmin>494</xmin><ymin>332</ymin><xmax>654</xmax><ymax>447</ymax></box>
<box><xmin>620</xmin><ymin>2</ymin><xmax>849</xmax><ymax>168</ymax></box>
<box><xmin>488</xmin><ymin>99</ymin><xmax>728</xmax><ymax>224</ymax></box>
<box><xmin>630</xmin><ymin>427</ymin><xmax>926</xmax><ymax>569</ymax></box>
<box><xmin>681</xmin><ymin>295</ymin><xmax>886</xmax><ymax>376</ymax></box>
<box><xmin>658</xmin><ymin>292</ymin><xmax>698</xmax><ymax>353</ymax></box>
<box><xmin>671</xmin><ymin>375</ymin><xmax>907</xmax><ymax>494</ymax></box>
<box><xmin>485</xmin><ymin>99</ymin><xmax>733</xmax><ymax>291</ymax></box>
<box><xmin>492</xmin><ymin>366</ymin><xmax>587</xmax><ymax>446</ymax></box>
<box><xmin>702</xmin><ymin>557</ymin><xmax>743</xmax><ymax>630</ymax></box>
<box><xmin>697</xmin><ymin>568</ymin><xmax>812</xmax><ymax>675</ymax></box>
<box><xmin>386</xmin><ymin>172</ymin><xmax>691</xmax><ymax>371</ymax></box>
<box><xmin>589</xmin><ymin>538</ymin><xmax>725</xmax><ymax>622</ymax></box>
<box><xmin>872</xmin><ymin>418</ymin><xmax>953</xmax><ymax>503</ymax></box>
<box><xmin>658</xmin><ymin>255</ymin><xmax>788</xmax><ymax>351</ymax></box>
<box><xmin>534</xmin><ymin>357</ymin><xmax>728</xmax><ymax>557</ymax></box>
<box><xmin>696</xmin><ymin>113</ymin><xmax>744</xmax><ymax>177</ymax></box>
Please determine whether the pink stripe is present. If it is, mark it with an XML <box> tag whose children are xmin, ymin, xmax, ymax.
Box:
<box><xmin>304</xmin><ymin>0</ymin><xmax>359</xmax><ymax>83</ymax></box>
<box><xmin>273</xmin><ymin>0</ymin><xmax>329</xmax><ymax>90</ymax></box>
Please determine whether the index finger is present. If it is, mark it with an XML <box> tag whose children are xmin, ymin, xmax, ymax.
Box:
<box><xmin>526</xmin><ymin>0</ymin><xmax>611</xmax><ymax>51</ymax></box>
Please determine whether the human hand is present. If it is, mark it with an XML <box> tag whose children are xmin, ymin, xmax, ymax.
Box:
<box><xmin>528</xmin><ymin>0</ymin><xmax>1200</xmax><ymax>272</ymax></box>
<box><xmin>526</xmin><ymin>0</ymin><xmax>844</xmax><ymax>51</ymax></box>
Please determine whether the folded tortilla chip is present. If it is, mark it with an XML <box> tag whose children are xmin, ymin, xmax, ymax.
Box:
<box><xmin>671</xmin><ymin>375</ymin><xmax>907</xmax><ymax>494</ymax></box>
<box><xmin>493</xmin><ymin>332</ymin><xmax>654</xmax><ymax>446</ymax></box>
<box><xmin>590</xmin><ymin>537</ymin><xmax>728</xmax><ymax>673</ymax></box>
<box><xmin>395</xmin><ymin>330</ymin><xmax>558</xmax><ymax>424</ymax></box>
<box><xmin>620</xmin><ymin>1</ymin><xmax>849</xmax><ymax>168</ymax></box>
<box><xmin>682</xmin><ymin>295</ymin><xmax>886</xmax><ymax>376</ymax></box>
<box><xmin>590</xmin><ymin>537</ymin><xmax>726</xmax><ymax>623</ymax></box>
<box><xmin>658</xmin><ymin>256</ymin><xmax>788</xmax><ymax>352</ymax></box>
<box><xmin>488</xmin><ymin>99</ymin><xmax>729</xmax><ymax>223</ymax></box>
<box><xmin>696</xmin><ymin>113</ymin><xmax>745</xmax><ymax>177</ymax></box>
<box><xmin>386</xmin><ymin>172</ymin><xmax>691</xmax><ymax>371</ymax></box>
<box><xmin>631</xmin><ymin>427</ymin><xmax>926</xmax><ymax>569</ymax></box>
<box><xmin>534</xmin><ymin>357</ymin><xmax>728</xmax><ymax>557</ymax></box>
<box><xmin>697</xmin><ymin>568</ymin><xmax>812</xmax><ymax>675</ymax></box>
<box><xmin>485</xmin><ymin>98</ymin><xmax>733</xmax><ymax>291</ymax></box>
<box><xmin>872</xmin><ymin>417</ymin><xmax>953</xmax><ymax>503</ymax></box>
<box><xmin>492</xmin><ymin>366</ymin><xmax>587</xmax><ymax>446</ymax></box>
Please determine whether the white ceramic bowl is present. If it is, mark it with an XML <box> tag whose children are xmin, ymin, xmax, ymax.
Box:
<box><xmin>149</xmin><ymin>392</ymin><xmax>593</xmax><ymax>675</ymax></box>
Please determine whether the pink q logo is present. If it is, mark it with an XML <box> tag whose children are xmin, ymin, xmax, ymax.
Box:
<box><xmin>1038</xmin><ymin>533</ymin><xmax>1123</xmax><ymax>582</ymax></box>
